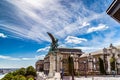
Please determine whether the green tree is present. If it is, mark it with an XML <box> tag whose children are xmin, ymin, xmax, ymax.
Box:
<box><xmin>1</xmin><ymin>72</ymin><xmax>14</xmax><ymax>80</ymax></box>
<box><xmin>68</xmin><ymin>56</ymin><xmax>72</xmax><ymax>74</ymax></box>
<box><xmin>99</xmin><ymin>57</ymin><xmax>106</xmax><ymax>74</ymax></box>
<box><xmin>110</xmin><ymin>57</ymin><xmax>116</xmax><ymax>71</ymax></box>
<box><xmin>12</xmin><ymin>68</ymin><xmax>26</xmax><ymax>76</ymax></box>
<box><xmin>18</xmin><ymin>68</ymin><xmax>26</xmax><ymax>76</ymax></box>
<box><xmin>12</xmin><ymin>70</ymin><xmax>19</xmax><ymax>76</ymax></box>
<box><xmin>26</xmin><ymin>66</ymin><xmax>36</xmax><ymax>77</ymax></box>
<box><xmin>68</xmin><ymin>56</ymin><xmax>74</xmax><ymax>78</ymax></box>
<box><xmin>1</xmin><ymin>78</ymin><xmax>8</xmax><ymax>80</ymax></box>
<box><xmin>28</xmin><ymin>78</ymin><xmax>34</xmax><ymax>80</ymax></box>
<box><xmin>1</xmin><ymin>66</ymin><xmax>37</xmax><ymax>80</ymax></box>
<box><xmin>13</xmin><ymin>75</ymin><xmax>26</xmax><ymax>80</ymax></box>
<box><xmin>26</xmin><ymin>75</ymin><xmax>34</xmax><ymax>80</ymax></box>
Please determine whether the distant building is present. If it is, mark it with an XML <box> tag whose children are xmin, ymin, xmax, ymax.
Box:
<box><xmin>106</xmin><ymin>0</ymin><xmax>120</xmax><ymax>23</ymax></box>
<box><xmin>0</xmin><ymin>68</ymin><xmax>18</xmax><ymax>74</ymax></box>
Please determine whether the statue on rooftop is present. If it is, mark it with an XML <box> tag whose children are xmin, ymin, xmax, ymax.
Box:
<box><xmin>47</xmin><ymin>32</ymin><xmax>58</xmax><ymax>52</ymax></box>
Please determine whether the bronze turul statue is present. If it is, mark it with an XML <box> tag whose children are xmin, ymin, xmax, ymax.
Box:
<box><xmin>47</xmin><ymin>32</ymin><xmax>58</xmax><ymax>52</ymax></box>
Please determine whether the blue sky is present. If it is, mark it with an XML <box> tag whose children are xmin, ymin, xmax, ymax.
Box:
<box><xmin>0</xmin><ymin>0</ymin><xmax>120</xmax><ymax>68</ymax></box>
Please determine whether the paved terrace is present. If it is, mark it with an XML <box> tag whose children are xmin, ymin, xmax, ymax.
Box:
<box><xmin>65</xmin><ymin>76</ymin><xmax>120</xmax><ymax>80</ymax></box>
<box><xmin>37</xmin><ymin>72</ymin><xmax>120</xmax><ymax>80</ymax></box>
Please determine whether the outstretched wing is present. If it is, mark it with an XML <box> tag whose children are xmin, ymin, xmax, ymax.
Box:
<box><xmin>47</xmin><ymin>32</ymin><xmax>56</xmax><ymax>44</ymax></box>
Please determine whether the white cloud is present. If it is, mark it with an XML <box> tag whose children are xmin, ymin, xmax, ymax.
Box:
<box><xmin>0</xmin><ymin>55</ymin><xmax>20</xmax><ymax>60</ymax></box>
<box><xmin>87</xmin><ymin>24</ymin><xmax>108</xmax><ymax>33</ymax></box>
<box><xmin>1</xmin><ymin>0</ymin><xmax>71</xmax><ymax>42</ymax></box>
<box><xmin>21</xmin><ymin>58</ymin><xmax>35</xmax><ymax>61</ymax></box>
<box><xmin>81</xmin><ymin>28</ymin><xmax>120</xmax><ymax>53</ymax></box>
<box><xmin>37</xmin><ymin>46</ymin><xmax>50</xmax><ymax>52</ymax></box>
<box><xmin>0</xmin><ymin>33</ymin><xmax>7</xmax><ymax>38</ymax></box>
<box><xmin>65</xmin><ymin>36</ymin><xmax>87</xmax><ymax>44</ymax></box>
<box><xmin>81</xmin><ymin>22</ymin><xmax>90</xmax><ymax>27</ymax></box>
<box><xmin>0</xmin><ymin>0</ymin><xmax>105</xmax><ymax>42</ymax></box>
<box><xmin>0</xmin><ymin>55</ymin><xmax>45</xmax><ymax>61</ymax></box>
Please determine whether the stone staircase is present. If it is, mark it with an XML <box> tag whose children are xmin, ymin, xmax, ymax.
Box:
<box><xmin>37</xmin><ymin>72</ymin><xmax>61</xmax><ymax>80</ymax></box>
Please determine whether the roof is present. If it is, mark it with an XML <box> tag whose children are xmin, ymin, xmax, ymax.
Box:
<box><xmin>115</xmin><ymin>45</ymin><xmax>120</xmax><ymax>49</ymax></box>
<box><xmin>106</xmin><ymin>0</ymin><xmax>120</xmax><ymax>23</ymax></box>
<box><xmin>80</xmin><ymin>49</ymin><xmax>103</xmax><ymax>58</ymax></box>
<box><xmin>80</xmin><ymin>53</ymin><xmax>89</xmax><ymax>58</ymax></box>
<box><xmin>90</xmin><ymin>50</ymin><xmax>103</xmax><ymax>55</ymax></box>
<box><xmin>106</xmin><ymin>0</ymin><xmax>120</xmax><ymax>14</ymax></box>
<box><xmin>58</xmin><ymin>47</ymin><xmax>82</xmax><ymax>53</ymax></box>
<box><xmin>36</xmin><ymin>60</ymin><xmax>44</xmax><ymax>63</ymax></box>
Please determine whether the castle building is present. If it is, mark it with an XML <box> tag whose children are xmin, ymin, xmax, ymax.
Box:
<box><xmin>78</xmin><ymin>50</ymin><xmax>103</xmax><ymax>75</ymax></box>
<box><xmin>78</xmin><ymin>44</ymin><xmax>120</xmax><ymax>75</ymax></box>
<box><xmin>35</xmin><ymin>60</ymin><xmax>44</xmax><ymax>72</ymax></box>
<box><xmin>104</xmin><ymin>44</ymin><xmax>120</xmax><ymax>74</ymax></box>
<box><xmin>43</xmin><ymin>48</ymin><xmax>83</xmax><ymax>76</ymax></box>
<box><xmin>36</xmin><ymin>44</ymin><xmax>120</xmax><ymax>76</ymax></box>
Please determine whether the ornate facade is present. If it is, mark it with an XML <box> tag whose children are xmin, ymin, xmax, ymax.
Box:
<box><xmin>36</xmin><ymin>60</ymin><xmax>44</xmax><ymax>72</ymax></box>
<box><xmin>78</xmin><ymin>44</ymin><xmax>120</xmax><ymax>75</ymax></box>
<box><xmin>103</xmin><ymin>44</ymin><xmax>120</xmax><ymax>74</ymax></box>
<box><xmin>35</xmin><ymin>44</ymin><xmax>120</xmax><ymax>76</ymax></box>
<box><xmin>78</xmin><ymin>50</ymin><xmax>103</xmax><ymax>75</ymax></box>
<box><xmin>43</xmin><ymin>48</ymin><xmax>83</xmax><ymax>76</ymax></box>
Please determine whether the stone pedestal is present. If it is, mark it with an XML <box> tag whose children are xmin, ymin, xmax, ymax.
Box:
<box><xmin>48</xmin><ymin>53</ymin><xmax>56</xmax><ymax>77</ymax></box>
<box><xmin>54</xmin><ymin>72</ymin><xmax>61</xmax><ymax>80</ymax></box>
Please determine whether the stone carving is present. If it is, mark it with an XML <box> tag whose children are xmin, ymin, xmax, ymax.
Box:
<box><xmin>47</xmin><ymin>32</ymin><xmax>58</xmax><ymax>52</ymax></box>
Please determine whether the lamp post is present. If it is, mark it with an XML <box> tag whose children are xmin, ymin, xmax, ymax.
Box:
<box><xmin>83</xmin><ymin>61</ymin><xmax>87</xmax><ymax>78</ymax></box>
